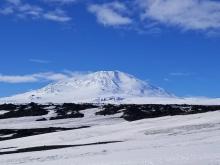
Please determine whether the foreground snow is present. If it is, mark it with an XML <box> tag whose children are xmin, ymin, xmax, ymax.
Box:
<box><xmin>123</xmin><ymin>96</ymin><xmax>220</xmax><ymax>105</ymax></box>
<box><xmin>0</xmin><ymin>109</ymin><xmax>220</xmax><ymax>165</ymax></box>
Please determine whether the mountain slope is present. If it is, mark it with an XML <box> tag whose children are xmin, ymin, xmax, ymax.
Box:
<box><xmin>0</xmin><ymin>71</ymin><xmax>173</xmax><ymax>103</ymax></box>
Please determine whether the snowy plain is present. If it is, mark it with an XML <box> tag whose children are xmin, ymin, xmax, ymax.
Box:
<box><xmin>0</xmin><ymin>108</ymin><xmax>220</xmax><ymax>165</ymax></box>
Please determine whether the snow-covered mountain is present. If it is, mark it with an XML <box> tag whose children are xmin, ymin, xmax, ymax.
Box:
<box><xmin>0</xmin><ymin>71</ymin><xmax>173</xmax><ymax>103</ymax></box>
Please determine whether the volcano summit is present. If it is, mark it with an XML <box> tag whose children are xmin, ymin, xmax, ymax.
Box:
<box><xmin>0</xmin><ymin>71</ymin><xmax>173</xmax><ymax>103</ymax></box>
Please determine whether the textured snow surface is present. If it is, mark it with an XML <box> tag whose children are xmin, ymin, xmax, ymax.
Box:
<box><xmin>0</xmin><ymin>109</ymin><xmax>220</xmax><ymax>165</ymax></box>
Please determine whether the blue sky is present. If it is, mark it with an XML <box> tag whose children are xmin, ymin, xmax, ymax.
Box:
<box><xmin>0</xmin><ymin>0</ymin><xmax>220</xmax><ymax>97</ymax></box>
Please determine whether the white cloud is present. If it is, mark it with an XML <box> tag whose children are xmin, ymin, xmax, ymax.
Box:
<box><xmin>1</xmin><ymin>0</ymin><xmax>43</xmax><ymax>18</ymax></box>
<box><xmin>163</xmin><ymin>78</ymin><xmax>170</xmax><ymax>82</ymax></box>
<box><xmin>43</xmin><ymin>0</ymin><xmax>77</xmax><ymax>4</ymax></box>
<box><xmin>6</xmin><ymin>0</ymin><xmax>21</xmax><ymax>5</ymax></box>
<box><xmin>29</xmin><ymin>59</ymin><xmax>50</xmax><ymax>64</ymax></box>
<box><xmin>0</xmin><ymin>75</ymin><xmax>38</xmax><ymax>83</ymax></box>
<box><xmin>33</xmin><ymin>72</ymin><xmax>70</xmax><ymax>81</ymax></box>
<box><xmin>169</xmin><ymin>72</ymin><xmax>194</xmax><ymax>76</ymax></box>
<box><xmin>88</xmin><ymin>2</ymin><xmax>133</xmax><ymax>26</ymax></box>
<box><xmin>0</xmin><ymin>72</ymin><xmax>74</xmax><ymax>83</ymax></box>
<box><xmin>0</xmin><ymin>0</ymin><xmax>72</xmax><ymax>22</ymax></box>
<box><xmin>43</xmin><ymin>9</ymin><xmax>72</xmax><ymax>22</ymax></box>
<box><xmin>2</xmin><ymin>0</ymin><xmax>220</xmax><ymax>33</ymax></box>
<box><xmin>137</xmin><ymin>0</ymin><xmax>220</xmax><ymax>31</ymax></box>
<box><xmin>0</xmin><ymin>7</ymin><xmax>14</xmax><ymax>15</ymax></box>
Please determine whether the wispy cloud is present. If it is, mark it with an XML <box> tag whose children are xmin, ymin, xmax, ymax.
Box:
<box><xmin>137</xmin><ymin>0</ymin><xmax>220</xmax><ymax>31</ymax></box>
<box><xmin>0</xmin><ymin>72</ymin><xmax>74</xmax><ymax>83</ymax></box>
<box><xmin>29</xmin><ymin>59</ymin><xmax>51</xmax><ymax>64</ymax></box>
<box><xmin>43</xmin><ymin>0</ymin><xmax>77</xmax><ymax>4</ymax></box>
<box><xmin>2</xmin><ymin>0</ymin><xmax>220</xmax><ymax>33</ymax></box>
<box><xmin>0</xmin><ymin>74</ymin><xmax>38</xmax><ymax>83</ymax></box>
<box><xmin>169</xmin><ymin>72</ymin><xmax>194</xmax><ymax>76</ymax></box>
<box><xmin>88</xmin><ymin>2</ymin><xmax>133</xmax><ymax>27</ymax></box>
<box><xmin>87</xmin><ymin>0</ymin><xmax>220</xmax><ymax>33</ymax></box>
<box><xmin>0</xmin><ymin>7</ymin><xmax>14</xmax><ymax>15</ymax></box>
<box><xmin>6</xmin><ymin>0</ymin><xmax>21</xmax><ymax>5</ymax></box>
<box><xmin>0</xmin><ymin>0</ymin><xmax>72</xmax><ymax>22</ymax></box>
<box><xmin>43</xmin><ymin>9</ymin><xmax>71</xmax><ymax>22</ymax></box>
<box><xmin>33</xmin><ymin>72</ymin><xmax>71</xmax><ymax>81</ymax></box>
<box><xmin>163</xmin><ymin>78</ymin><xmax>170</xmax><ymax>82</ymax></box>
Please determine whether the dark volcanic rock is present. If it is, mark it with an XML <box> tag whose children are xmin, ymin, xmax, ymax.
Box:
<box><xmin>0</xmin><ymin>103</ymin><xmax>48</xmax><ymax>119</ymax></box>
<box><xmin>95</xmin><ymin>104</ymin><xmax>125</xmax><ymax>116</ymax></box>
<box><xmin>0</xmin><ymin>141</ymin><xmax>123</xmax><ymax>155</ymax></box>
<box><xmin>0</xmin><ymin>126</ymin><xmax>90</xmax><ymax>141</ymax></box>
<box><xmin>0</xmin><ymin>104</ymin><xmax>17</xmax><ymax>111</ymax></box>
<box><xmin>121</xmin><ymin>104</ymin><xmax>220</xmax><ymax>121</ymax></box>
<box><xmin>0</xmin><ymin>103</ymin><xmax>219</xmax><ymax>122</ymax></box>
<box><xmin>95</xmin><ymin>104</ymin><xmax>220</xmax><ymax>121</ymax></box>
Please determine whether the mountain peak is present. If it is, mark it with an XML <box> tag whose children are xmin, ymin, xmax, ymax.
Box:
<box><xmin>0</xmin><ymin>71</ymin><xmax>173</xmax><ymax>103</ymax></box>
<box><xmin>87</xmin><ymin>70</ymin><xmax>134</xmax><ymax>81</ymax></box>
